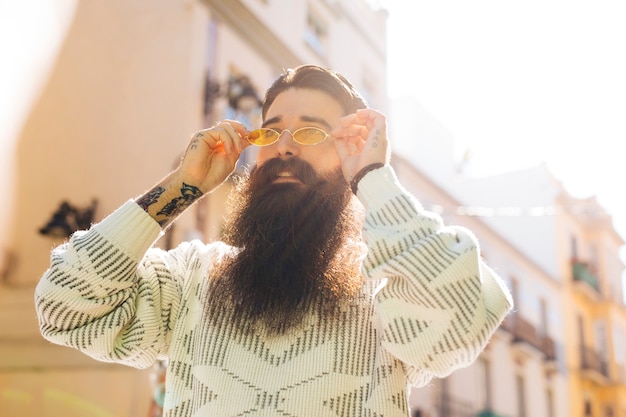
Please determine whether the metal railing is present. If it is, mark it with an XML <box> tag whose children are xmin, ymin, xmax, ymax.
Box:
<box><xmin>500</xmin><ymin>313</ymin><xmax>557</xmax><ymax>361</ymax></box>
<box><xmin>572</xmin><ymin>261</ymin><xmax>600</xmax><ymax>292</ymax></box>
<box><xmin>580</xmin><ymin>345</ymin><xmax>609</xmax><ymax>379</ymax></box>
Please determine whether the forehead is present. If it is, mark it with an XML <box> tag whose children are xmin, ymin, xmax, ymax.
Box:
<box><xmin>264</xmin><ymin>88</ymin><xmax>345</xmax><ymax>126</ymax></box>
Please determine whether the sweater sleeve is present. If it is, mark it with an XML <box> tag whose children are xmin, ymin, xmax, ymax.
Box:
<box><xmin>357</xmin><ymin>166</ymin><xmax>513</xmax><ymax>385</ymax></box>
<box><xmin>34</xmin><ymin>200</ymin><xmax>184</xmax><ymax>369</ymax></box>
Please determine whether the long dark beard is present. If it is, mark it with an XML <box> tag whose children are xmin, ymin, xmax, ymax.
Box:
<box><xmin>207</xmin><ymin>158</ymin><xmax>365</xmax><ymax>335</ymax></box>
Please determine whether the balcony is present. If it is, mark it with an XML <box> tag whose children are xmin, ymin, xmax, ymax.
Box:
<box><xmin>438</xmin><ymin>399</ymin><xmax>475</xmax><ymax>417</ymax></box>
<box><xmin>542</xmin><ymin>335</ymin><xmax>557</xmax><ymax>362</ymax></box>
<box><xmin>500</xmin><ymin>314</ymin><xmax>557</xmax><ymax>362</ymax></box>
<box><xmin>572</xmin><ymin>261</ymin><xmax>600</xmax><ymax>293</ymax></box>
<box><xmin>580</xmin><ymin>345</ymin><xmax>609</xmax><ymax>383</ymax></box>
<box><xmin>477</xmin><ymin>411</ymin><xmax>509</xmax><ymax>417</ymax></box>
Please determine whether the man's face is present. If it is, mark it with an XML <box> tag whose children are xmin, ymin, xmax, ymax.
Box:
<box><xmin>208</xmin><ymin>88</ymin><xmax>362</xmax><ymax>334</ymax></box>
<box><xmin>256</xmin><ymin>88</ymin><xmax>344</xmax><ymax>178</ymax></box>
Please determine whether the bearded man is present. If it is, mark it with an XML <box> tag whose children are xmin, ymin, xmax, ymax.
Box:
<box><xmin>36</xmin><ymin>65</ymin><xmax>512</xmax><ymax>417</ymax></box>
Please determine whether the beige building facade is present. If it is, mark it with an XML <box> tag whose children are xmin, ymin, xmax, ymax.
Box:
<box><xmin>2</xmin><ymin>2</ymin><xmax>212</xmax><ymax>416</ymax></box>
<box><xmin>390</xmin><ymin>96</ymin><xmax>625</xmax><ymax>417</ymax></box>
<box><xmin>3</xmin><ymin>1</ymin><xmax>624</xmax><ymax>417</ymax></box>
<box><xmin>449</xmin><ymin>166</ymin><xmax>626</xmax><ymax>417</ymax></box>
<box><xmin>392</xmin><ymin>156</ymin><xmax>569</xmax><ymax>417</ymax></box>
<box><xmin>0</xmin><ymin>1</ymin><xmax>387</xmax><ymax>416</ymax></box>
<box><xmin>556</xmin><ymin>193</ymin><xmax>626</xmax><ymax>417</ymax></box>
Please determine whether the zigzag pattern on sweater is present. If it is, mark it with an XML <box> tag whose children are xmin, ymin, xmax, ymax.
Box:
<box><xmin>35</xmin><ymin>166</ymin><xmax>512</xmax><ymax>417</ymax></box>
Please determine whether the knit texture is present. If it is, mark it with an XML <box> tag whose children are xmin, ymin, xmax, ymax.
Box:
<box><xmin>35</xmin><ymin>166</ymin><xmax>512</xmax><ymax>417</ymax></box>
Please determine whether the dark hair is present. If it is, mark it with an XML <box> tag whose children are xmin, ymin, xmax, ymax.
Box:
<box><xmin>262</xmin><ymin>65</ymin><xmax>368</xmax><ymax>120</ymax></box>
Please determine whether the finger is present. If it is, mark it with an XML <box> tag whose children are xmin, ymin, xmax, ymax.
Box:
<box><xmin>332</xmin><ymin>127</ymin><xmax>367</xmax><ymax>142</ymax></box>
<box><xmin>336</xmin><ymin>113</ymin><xmax>369</xmax><ymax>129</ymax></box>
<box><xmin>217</xmin><ymin>123</ymin><xmax>241</xmax><ymax>155</ymax></box>
<box><xmin>221</xmin><ymin>120</ymin><xmax>251</xmax><ymax>154</ymax></box>
<box><xmin>334</xmin><ymin>136</ymin><xmax>356</xmax><ymax>161</ymax></box>
<box><xmin>356</xmin><ymin>108</ymin><xmax>383</xmax><ymax>120</ymax></box>
<box><xmin>337</xmin><ymin>113</ymin><xmax>358</xmax><ymax>126</ymax></box>
<box><xmin>203</xmin><ymin>121</ymin><xmax>247</xmax><ymax>155</ymax></box>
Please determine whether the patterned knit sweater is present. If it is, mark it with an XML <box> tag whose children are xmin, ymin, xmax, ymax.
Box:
<box><xmin>35</xmin><ymin>166</ymin><xmax>512</xmax><ymax>417</ymax></box>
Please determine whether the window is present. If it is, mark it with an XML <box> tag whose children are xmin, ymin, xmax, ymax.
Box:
<box><xmin>223</xmin><ymin>71</ymin><xmax>262</xmax><ymax>173</ymax></box>
<box><xmin>304</xmin><ymin>9</ymin><xmax>327</xmax><ymax>56</ymax></box>
<box><xmin>516</xmin><ymin>374</ymin><xmax>526</xmax><ymax>417</ymax></box>
<box><xmin>571</xmin><ymin>235</ymin><xmax>578</xmax><ymax>260</ymax></box>
<box><xmin>546</xmin><ymin>388</ymin><xmax>555</xmax><ymax>417</ymax></box>
<box><xmin>360</xmin><ymin>69</ymin><xmax>377</xmax><ymax>109</ymax></box>
<box><xmin>510</xmin><ymin>277</ymin><xmax>520</xmax><ymax>311</ymax></box>
<box><xmin>614</xmin><ymin>324</ymin><xmax>625</xmax><ymax>369</ymax></box>
<box><xmin>605</xmin><ymin>405</ymin><xmax>614</xmax><ymax>417</ymax></box>
<box><xmin>585</xmin><ymin>400</ymin><xmax>593</xmax><ymax>417</ymax></box>
<box><xmin>539</xmin><ymin>297</ymin><xmax>548</xmax><ymax>337</ymax></box>
<box><xmin>590</xmin><ymin>244</ymin><xmax>599</xmax><ymax>273</ymax></box>
<box><xmin>594</xmin><ymin>320</ymin><xmax>609</xmax><ymax>370</ymax></box>
<box><xmin>578</xmin><ymin>315</ymin><xmax>586</xmax><ymax>347</ymax></box>
<box><xmin>476</xmin><ymin>357</ymin><xmax>492</xmax><ymax>410</ymax></box>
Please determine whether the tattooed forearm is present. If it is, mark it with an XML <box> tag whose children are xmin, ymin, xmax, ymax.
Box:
<box><xmin>155</xmin><ymin>183</ymin><xmax>203</xmax><ymax>227</ymax></box>
<box><xmin>137</xmin><ymin>186</ymin><xmax>165</xmax><ymax>211</ymax></box>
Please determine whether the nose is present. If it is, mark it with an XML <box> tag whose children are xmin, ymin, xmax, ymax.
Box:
<box><xmin>275</xmin><ymin>130</ymin><xmax>300</xmax><ymax>157</ymax></box>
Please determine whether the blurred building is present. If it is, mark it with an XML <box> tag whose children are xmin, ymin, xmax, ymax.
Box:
<box><xmin>390</xmin><ymin>96</ymin><xmax>626</xmax><ymax>417</ymax></box>
<box><xmin>557</xmin><ymin>193</ymin><xmax>626</xmax><ymax>417</ymax></box>
<box><xmin>0</xmin><ymin>1</ymin><xmax>386</xmax><ymax>416</ymax></box>
<box><xmin>393</xmin><ymin>156</ymin><xmax>569</xmax><ymax>417</ymax></box>
<box><xmin>2</xmin><ymin>1</ymin><xmax>625</xmax><ymax>417</ymax></box>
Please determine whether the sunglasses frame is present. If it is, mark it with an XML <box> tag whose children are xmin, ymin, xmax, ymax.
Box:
<box><xmin>246</xmin><ymin>127</ymin><xmax>330</xmax><ymax>147</ymax></box>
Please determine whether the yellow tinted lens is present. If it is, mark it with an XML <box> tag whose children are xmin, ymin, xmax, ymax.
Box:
<box><xmin>247</xmin><ymin>129</ymin><xmax>279</xmax><ymax>146</ymax></box>
<box><xmin>293</xmin><ymin>127</ymin><xmax>328</xmax><ymax>145</ymax></box>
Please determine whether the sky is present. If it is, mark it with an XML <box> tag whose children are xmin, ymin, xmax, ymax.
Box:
<box><xmin>382</xmin><ymin>1</ymin><xmax>626</xmax><ymax>246</ymax></box>
<box><xmin>1</xmin><ymin>1</ymin><xmax>624</xmax><ymax>245</ymax></box>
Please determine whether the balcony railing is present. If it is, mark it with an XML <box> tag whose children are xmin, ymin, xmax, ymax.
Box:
<box><xmin>572</xmin><ymin>261</ymin><xmax>600</xmax><ymax>292</ymax></box>
<box><xmin>542</xmin><ymin>335</ymin><xmax>557</xmax><ymax>361</ymax></box>
<box><xmin>435</xmin><ymin>390</ymin><xmax>478</xmax><ymax>417</ymax></box>
<box><xmin>580</xmin><ymin>345</ymin><xmax>609</xmax><ymax>380</ymax></box>
<box><xmin>477</xmin><ymin>411</ymin><xmax>509</xmax><ymax>417</ymax></box>
<box><xmin>500</xmin><ymin>314</ymin><xmax>556</xmax><ymax>361</ymax></box>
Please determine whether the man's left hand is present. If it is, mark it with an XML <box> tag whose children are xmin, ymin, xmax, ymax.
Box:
<box><xmin>332</xmin><ymin>108</ymin><xmax>391</xmax><ymax>184</ymax></box>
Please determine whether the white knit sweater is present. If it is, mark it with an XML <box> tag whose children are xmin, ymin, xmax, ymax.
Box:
<box><xmin>35</xmin><ymin>166</ymin><xmax>512</xmax><ymax>417</ymax></box>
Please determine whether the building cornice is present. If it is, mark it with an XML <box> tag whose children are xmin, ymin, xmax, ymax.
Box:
<box><xmin>325</xmin><ymin>1</ymin><xmax>387</xmax><ymax>60</ymax></box>
<box><xmin>201</xmin><ymin>0</ymin><xmax>303</xmax><ymax>70</ymax></box>
<box><xmin>393</xmin><ymin>154</ymin><xmax>560</xmax><ymax>284</ymax></box>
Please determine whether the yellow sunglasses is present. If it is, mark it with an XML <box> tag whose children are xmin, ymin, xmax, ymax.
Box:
<box><xmin>246</xmin><ymin>127</ymin><xmax>329</xmax><ymax>146</ymax></box>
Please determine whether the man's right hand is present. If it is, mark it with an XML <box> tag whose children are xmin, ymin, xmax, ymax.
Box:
<box><xmin>177</xmin><ymin>120</ymin><xmax>251</xmax><ymax>193</ymax></box>
<box><xmin>136</xmin><ymin>120</ymin><xmax>250</xmax><ymax>228</ymax></box>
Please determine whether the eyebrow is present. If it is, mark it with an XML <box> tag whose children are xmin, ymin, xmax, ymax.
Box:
<box><xmin>262</xmin><ymin>115</ymin><xmax>332</xmax><ymax>130</ymax></box>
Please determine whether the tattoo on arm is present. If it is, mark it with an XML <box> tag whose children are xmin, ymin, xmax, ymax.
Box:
<box><xmin>137</xmin><ymin>187</ymin><xmax>165</xmax><ymax>211</ymax></box>
<box><xmin>156</xmin><ymin>183</ymin><xmax>203</xmax><ymax>227</ymax></box>
<box><xmin>371</xmin><ymin>129</ymin><xmax>381</xmax><ymax>148</ymax></box>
